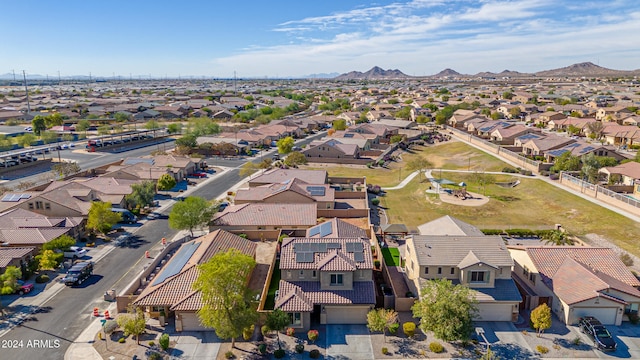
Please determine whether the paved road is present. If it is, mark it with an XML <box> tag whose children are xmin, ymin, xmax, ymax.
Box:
<box><xmin>0</xmin><ymin>168</ymin><xmax>241</xmax><ymax>360</ymax></box>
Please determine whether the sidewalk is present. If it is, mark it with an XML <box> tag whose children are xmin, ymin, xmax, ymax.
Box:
<box><xmin>63</xmin><ymin>168</ymin><xmax>229</xmax><ymax>360</ymax></box>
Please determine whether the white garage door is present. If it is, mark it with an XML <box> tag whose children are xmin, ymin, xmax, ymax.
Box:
<box><xmin>475</xmin><ymin>303</ymin><xmax>513</xmax><ymax>322</ymax></box>
<box><xmin>325</xmin><ymin>306</ymin><xmax>369</xmax><ymax>324</ymax></box>
<box><xmin>180</xmin><ymin>312</ymin><xmax>212</xmax><ymax>331</ymax></box>
<box><xmin>572</xmin><ymin>307</ymin><xmax>617</xmax><ymax>325</ymax></box>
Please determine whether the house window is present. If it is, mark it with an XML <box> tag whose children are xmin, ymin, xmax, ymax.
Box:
<box><xmin>45</xmin><ymin>202</ymin><xmax>51</xmax><ymax>210</ymax></box>
<box><xmin>470</xmin><ymin>271</ymin><xmax>488</xmax><ymax>283</ymax></box>
<box><xmin>36</xmin><ymin>201</ymin><xmax>43</xmax><ymax>209</ymax></box>
<box><xmin>450</xmin><ymin>267</ymin><xmax>455</xmax><ymax>275</ymax></box>
<box><xmin>523</xmin><ymin>266</ymin><xmax>530</xmax><ymax>278</ymax></box>
<box><xmin>28</xmin><ymin>203</ymin><xmax>34</xmax><ymax>210</ymax></box>
<box><xmin>437</xmin><ymin>267</ymin><xmax>442</xmax><ymax>275</ymax></box>
<box><xmin>625</xmin><ymin>303</ymin><xmax>639</xmax><ymax>314</ymax></box>
<box><xmin>286</xmin><ymin>271</ymin><xmax>292</xmax><ymax>279</ymax></box>
<box><xmin>424</xmin><ymin>267</ymin><xmax>429</xmax><ymax>275</ymax></box>
<box><xmin>330</xmin><ymin>274</ymin><xmax>343</xmax><ymax>286</ymax></box>
<box><xmin>299</xmin><ymin>270</ymin><xmax>304</xmax><ymax>279</ymax></box>
<box><xmin>312</xmin><ymin>270</ymin><xmax>317</xmax><ymax>278</ymax></box>
<box><xmin>289</xmin><ymin>312</ymin><xmax>302</xmax><ymax>326</ymax></box>
<box><xmin>529</xmin><ymin>273</ymin><xmax>536</xmax><ymax>285</ymax></box>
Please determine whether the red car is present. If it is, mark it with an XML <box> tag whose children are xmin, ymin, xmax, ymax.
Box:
<box><xmin>189</xmin><ymin>172</ymin><xmax>207</xmax><ymax>178</ymax></box>
<box><xmin>16</xmin><ymin>280</ymin><xmax>34</xmax><ymax>295</ymax></box>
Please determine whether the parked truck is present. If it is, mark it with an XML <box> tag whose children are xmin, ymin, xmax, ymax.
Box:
<box><xmin>63</xmin><ymin>261</ymin><xmax>94</xmax><ymax>286</ymax></box>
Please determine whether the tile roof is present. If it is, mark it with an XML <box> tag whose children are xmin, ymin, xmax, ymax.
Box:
<box><xmin>280</xmin><ymin>237</ymin><xmax>373</xmax><ymax>270</ymax></box>
<box><xmin>417</xmin><ymin>215</ymin><xmax>485</xmax><ymax>236</ymax></box>
<box><xmin>600</xmin><ymin>161</ymin><xmax>640</xmax><ymax>180</ymax></box>
<box><xmin>0</xmin><ymin>208</ymin><xmax>82</xmax><ymax>229</ymax></box>
<box><xmin>213</xmin><ymin>203</ymin><xmax>317</xmax><ymax>227</ymax></box>
<box><xmin>471</xmin><ymin>279</ymin><xmax>522</xmax><ymax>302</ymax></box>
<box><xmin>525</xmin><ymin>247</ymin><xmax>640</xmax><ymax>287</ymax></box>
<box><xmin>0</xmin><ymin>247</ymin><xmax>35</xmax><ymax>268</ymax></box>
<box><xmin>235</xmin><ymin>178</ymin><xmax>334</xmax><ymax>203</ymax></box>
<box><xmin>0</xmin><ymin>228</ymin><xmax>71</xmax><ymax>246</ymax></box>
<box><xmin>307</xmin><ymin>218</ymin><xmax>367</xmax><ymax>239</ymax></box>
<box><xmin>275</xmin><ymin>280</ymin><xmax>375</xmax><ymax>312</ymax></box>
<box><xmin>133</xmin><ymin>230</ymin><xmax>257</xmax><ymax>308</ymax></box>
<box><xmin>250</xmin><ymin>169</ymin><xmax>327</xmax><ymax>186</ymax></box>
<box><xmin>409</xmin><ymin>235</ymin><xmax>513</xmax><ymax>268</ymax></box>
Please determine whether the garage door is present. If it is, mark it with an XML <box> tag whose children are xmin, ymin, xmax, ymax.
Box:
<box><xmin>572</xmin><ymin>307</ymin><xmax>617</xmax><ymax>325</ymax></box>
<box><xmin>180</xmin><ymin>312</ymin><xmax>212</xmax><ymax>331</ymax></box>
<box><xmin>475</xmin><ymin>303</ymin><xmax>513</xmax><ymax>322</ymax></box>
<box><xmin>325</xmin><ymin>306</ymin><xmax>369</xmax><ymax>324</ymax></box>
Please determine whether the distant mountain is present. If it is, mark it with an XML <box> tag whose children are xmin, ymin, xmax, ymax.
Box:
<box><xmin>535</xmin><ymin>62</ymin><xmax>629</xmax><ymax>77</ymax></box>
<box><xmin>334</xmin><ymin>66</ymin><xmax>411</xmax><ymax>80</ymax></box>
<box><xmin>303</xmin><ymin>72</ymin><xmax>340</xmax><ymax>79</ymax></box>
<box><xmin>474</xmin><ymin>69</ymin><xmax>529</xmax><ymax>78</ymax></box>
<box><xmin>431</xmin><ymin>68</ymin><xmax>463</xmax><ymax>78</ymax></box>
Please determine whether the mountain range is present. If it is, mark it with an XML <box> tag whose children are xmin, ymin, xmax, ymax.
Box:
<box><xmin>333</xmin><ymin>62</ymin><xmax>640</xmax><ymax>80</ymax></box>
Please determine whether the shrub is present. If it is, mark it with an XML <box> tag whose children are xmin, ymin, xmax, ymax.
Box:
<box><xmin>258</xmin><ymin>343</ymin><xmax>267</xmax><ymax>354</ymax></box>
<box><xmin>429</xmin><ymin>342</ymin><xmax>444</xmax><ymax>353</ymax></box>
<box><xmin>261</xmin><ymin>324</ymin><xmax>270</xmax><ymax>336</ymax></box>
<box><xmin>118</xmin><ymin>337</ymin><xmax>125</xmax><ymax>343</ymax></box>
<box><xmin>159</xmin><ymin>333</ymin><xmax>170</xmax><ymax>351</ymax></box>
<box><xmin>286</xmin><ymin>327</ymin><xmax>295</xmax><ymax>336</ymax></box>
<box><xmin>148</xmin><ymin>341</ymin><xmax>155</xmax><ymax>347</ymax></box>
<box><xmin>371</xmin><ymin>198</ymin><xmax>380</xmax><ymax>206</ymax></box>
<box><xmin>374</xmin><ymin>260</ymin><xmax>381</xmax><ymax>269</ymax></box>
<box><xmin>381</xmin><ymin>347</ymin><xmax>388</xmax><ymax>354</ymax></box>
<box><xmin>242</xmin><ymin>324</ymin><xmax>254</xmax><ymax>340</ymax></box>
<box><xmin>148</xmin><ymin>352</ymin><xmax>162</xmax><ymax>360</ymax></box>
<box><xmin>274</xmin><ymin>349</ymin><xmax>286</xmax><ymax>358</ymax></box>
<box><xmin>481</xmin><ymin>229</ymin><xmax>504</xmax><ymax>235</ymax></box>
<box><xmin>309</xmin><ymin>349</ymin><xmax>320</xmax><ymax>359</ymax></box>
<box><xmin>502</xmin><ymin>167</ymin><xmax>517</xmax><ymax>173</ymax></box>
<box><xmin>572</xmin><ymin>336</ymin><xmax>582</xmax><ymax>345</ymax></box>
<box><xmin>621</xmin><ymin>253</ymin><xmax>634</xmax><ymax>267</ymax></box>
<box><xmin>225</xmin><ymin>351</ymin><xmax>235</xmax><ymax>359</ymax></box>
<box><xmin>239</xmin><ymin>233</ymin><xmax>248</xmax><ymax>239</ymax></box>
<box><xmin>629</xmin><ymin>312</ymin><xmax>640</xmax><ymax>325</ymax></box>
<box><xmin>403</xmin><ymin>322</ymin><xmax>416</xmax><ymax>337</ymax></box>
<box><xmin>307</xmin><ymin>329</ymin><xmax>319</xmax><ymax>343</ymax></box>
<box><xmin>103</xmin><ymin>320</ymin><xmax>118</xmax><ymax>334</ymax></box>
<box><xmin>389</xmin><ymin>323</ymin><xmax>399</xmax><ymax>334</ymax></box>
<box><xmin>295</xmin><ymin>344</ymin><xmax>304</xmax><ymax>353</ymax></box>
<box><xmin>536</xmin><ymin>345</ymin><xmax>549</xmax><ymax>354</ymax></box>
<box><xmin>36</xmin><ymin>274</ymin><xmax>50</xmax><ymax>283</ymax></box>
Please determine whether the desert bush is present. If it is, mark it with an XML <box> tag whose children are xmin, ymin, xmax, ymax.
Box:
<box><xmin>295</xmin><ymin>344</ymin><xmax>304</xmax><ymax>353</ymax></box>
<box><xmin>35</xmin><ymin>274</ymin><xmax>50</xmax><ymax>283</ymax></box>
<box><xmin>118</xmin><ymin>337</ymin><xmax>125</xmax><ymax>343</ymax></box>
<box><xmin>103</xmin><ymin>320</ymin><xmax>118</xmax><ymax>334</ymax></box>
<box><xmin>159</xmin><ymin>333</ymin><xmax>170</xmax><ymax>350</ymax></box>
<box><xmin>572</xmin><ymin>336</ymin><xmax>582</xmax><ymax>345</ymax></box>
<box><xmin>389</xmin><ymin>323</ymin><xmax>399</xmax><ymax>334</ymax></box>
<box><xmin>225</xmin><ymin>351</ymin><xmax>235</xmax><ymax>359</ymax></box>
<box><xmin>429</xmin><ymin>342</ymin><xmax>444</xmax><ymax>353</ymax></box>
<box><xmin>258</xmin><ymin>343</ymin><xmax>267</xmax><ymax>354</ymax></box>
<box><xmin>536</xmin><ymin>345</ymin><xmax>549</xmax><ymax>354</ymax></box>
<box><xmin>307</xmin><ymin>329</ymin><xmax>319</xmax><ymax>343</ymax></box>
<box><xmin>621</xmin><ymin>252</ymin><xmax>634</xmax><ymax>267</ymax></box>
<box><xmin>381</xmin><ymin>347</ymin><xmax>388</xmax><ymax>354</ymax></box>
<box><xmin>148</xmin><ymin>352</ymin><xmax>162</xmax><ymax>360</ymax></box>
<box><xmin>274</xmin><ymin>349</ymin><xmax>286</xmax><ymax>358</ymax></box>
<box><xmin>309</xmin><ymin>349</ymin><xmax>320</xmax><ymax>358</ymax></box>
<box><xmin>242</xmin><ymin>324</ymin><xmax>254</xmax><ymax>340</ymax></box>
<box><xmin>261</xmin><ymin>324</ymin><xmax>270</xmax><ymax>336</ymax></box>
<box><xmin>286</xmin><ymin>327</ymin><xmax>295</xmax><ymax>336</ymax></box>
<box><xmin>148</xmin><ymin>341</ymin><xmax>155</xmax><ymax>347</ymax></box>
<box><xmin>371</xmin><ymin>198</ymin><xmax>380</xmax><ymax>206</ymax></box>
<box><xmin>403</xmin><ymin>322</ymin><xmax>416</xmax><ymax>337</ymax></box>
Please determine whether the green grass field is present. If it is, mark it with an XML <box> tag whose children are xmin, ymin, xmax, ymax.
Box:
<box><xmin>264</xmin><ymin>260</ymin><xmax>281</xmax><ymax>310</ymax></box>
<box><xmin>381</xmin><ymin>247</ymin><xmax>401</xmax><ymax>266</ymax></box>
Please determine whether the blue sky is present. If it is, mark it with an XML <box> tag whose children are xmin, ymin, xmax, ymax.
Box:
<box><xmin>2</xmin><ymin>0</ymin><xmax>640</xmax><ymax>78</ymax></box>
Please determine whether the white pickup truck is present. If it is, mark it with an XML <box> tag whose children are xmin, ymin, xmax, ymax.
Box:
<box><xmin>63</xmin><ymin>246</ymin><xmax>88</xmax><ymax>259</ymax></box>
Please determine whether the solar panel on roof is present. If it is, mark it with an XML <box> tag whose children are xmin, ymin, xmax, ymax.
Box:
<box><xmin>319</xmin><ymin>222</ymin><xmax>333</xmax><ymax>237</ymax></box>
<box><xmin>308</xmin><ymin>225</ymin><xmax>321</xmax><ymax>237</ymax></box>
<box><xmin>317</xmin><ymin>243</ymin><xmax>327</xmax><ymax>252</ymax></box>
<box><xmin>326</xmin><ymin>242</ymin><xmax>341</xmax><ymax>249</ymax></box>
<box><xmin>152</xmin><ymin>242</ymin><xmax>201</xmax><ymax>286</ymax></box>
<box><xmin>352</xmin><ymin>242</ymin><xmax>364</xmax><ymax>252</ymax></box>
<box><xmin>343</xmin><ymin>133</ymin><xmax>354</xmax><ymax>138</ymax></box>
<box><xmin>345</xmin><ymin>242</ymin><xmax>354</xmax><ymax>252</ymax></box>
<box><xmin>1</xmin><ymin>194</ymin><xmax>14</xmax><ymax>202</ymax></box>
<box><xmin>296</xmin><ymin>243</ymin><xmax>310</xmax><ymax>252</ymax></box>
<box><xmin>306</xmin><ymin>186</ymin><xmax>326</xmax><ymax>196</ymax></box>
<box><xmin>296</xmin><ymin>252</ymin><xmax>307</xmax><ymax>262</ymax></box>
<box><xmin>353</xmin><ymin>252</ymin><xmax>364</xmax><ymax>262</ymax></box>
<box><xmin>305</xmin><ymin>252</ymin><xmax>314</xmax><ymax>262</ymax></box>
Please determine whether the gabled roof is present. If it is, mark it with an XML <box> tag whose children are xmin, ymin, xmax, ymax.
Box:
<box><xmin>250</xmin><ymin>169</ymin><xmax>327</xmax><ymax>186</ymax></box>
<box><xmin>600</xmin><ymin>161</ymin><xmax>640</xmax><ymax>180</ymax></box>
<box><xmin>524</xmin><ymin>246</ymin><xmax>640</xmax><ymax>288</ymax></box>
<box><xmin>417</xmin><ymin>215</ymin><xmax>484</xmax><ymax>236</ymax></box>
<box><xmin>280</xmin><ymin>237</ymin><xmax>373</xmax><ymax>270</ymax></box>
<box><xmin>307</xmin><ymin>218</ymin><xmax>367</xmax><ymax>238</ymax></box>
<box><xmin>409</xmin><ymin>235</ymin><xmax>512</xmax><ymax>268</ymax></box>
<box><xmin>458</xmin><ymin>250</ymin><xmax>498</xmax><ymax>269</ymax></box>
<box><xmin>235</xmin><ymin>178</ymin><xmax>334</xmax><ymax>203</ymax></box>
<box><xmin>213</xmin><ymin>203</ymin><xmax>317</xmax><ymax>227</ymax></box>
<box><xmin>275</xmin><ymin>280</ymin><xmax>375</xmax><ymax>312</ymax></box>
<box><xmin>0</xmin><ymin>247</ymin><xmax>36</xmax><ymax>268</ymax></box>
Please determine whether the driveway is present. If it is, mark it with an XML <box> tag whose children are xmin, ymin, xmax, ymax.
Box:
<box><xmin>574</xmin><ymin>322</ymin><xmax>640</xmax><ymax>359</ymax></box>
<box><xmin>474</xmin><ymin>321</ymin><xmax>536</xmax><ymax>360</ymax></box>
<box><xmin>325</xmin><ymin>324</ymin><xmax>373</xmax><ymax>360</ymax></box>
<box><xmin>168</xmin><ymin>331</ymin><xmax>221</xmax><ymax>359</ymax></box>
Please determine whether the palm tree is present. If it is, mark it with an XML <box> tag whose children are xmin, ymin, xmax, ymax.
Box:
<box><xmin>542</xmin><ymin>230</ymin><xmax>572</xmax><ymax>245</ymax></box>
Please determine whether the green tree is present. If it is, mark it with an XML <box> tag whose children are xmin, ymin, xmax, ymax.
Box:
<box><xmin>38</xmin><ymin>250</ymin><xmax>59</xmax><ymax>271</ymax></box>
<box><xmin>412</xmin><ymin>279</ymin><xmax>477</xmax><ymax>341</ymax></box>
<box><xmin>481</xmin><ymin>108</ymin><xmax>491</xmax><ymax>117</ymax></box>
<box><xmin>40</xmin><ymin>131</ymin><xmax>59</xmax><ymax>144</ymax></box>
<box><xmin>31</xmin><ymin>116</ymin><xmax>47</xmax><ymax>135</ymax></box>
<box><xmin>187</xmin><ymin>117</ymin><xmax>220</xmax><ymax>137</ymax></box>
<box><xmin>126</xmin><ymin>180</ymin><xmax>156</xmax><ymax>209</ymax></box>
<box><xmin>45</xmin><ymin>113</ymin><xmax>64</xmax><ymax>128</ymax></box>
<box><xmin>406</xmin><ymin>156</ymin><xmax>433</xmax><ymax>182</ymax></box>
<box><xmin>530</xmin><ymin>303</ymin><xmax>552</xmax><ymax>337</ymax></box>
<box><xmin>156</xmin><ymin>174</ymin><xmax>177</xmax><ymax>192</ymax></box>
<box><xmin>0</xmin><ymin>266</ymin><xmax>22</xmax><ymax>295</ymax></box>
<box><xmin>390</xmin><ymin>134</ymin><xmax>404</xmax><ymax>144</ymax></box>
<box><xmin>168</xmin><ymin>196</ymin><xmax>215</xmax><ymax>237</ymax></box>
<box><xmin>502</xmin><ymin>91</ymin><xmax>514</xmax><ymax>100</ymax></box>
<box><xmin>17</xmin><ymin>133</ymin><xmax>36</xmax><ymax>147</ymax></box>
<box><xmin>259</xmin><ymin>158</ymin><xmax>273</xmax><ymax>170</ymax></box>
<box><xmin>114</xmin><ymin>112</ymin><xmax>130</xmax><ymax>122</ymax></box>
<box><xmin>490</xmin><ymin>112</ymin><xmax>504</xmax><ymax>120</ymax></box>
<box><xmin>193</xmin><ymin>249</ymin><xmax>258</xmax><ymax>348</ymax></box>
<box><xmin>75</xmin><ymin>119</ymin><xmax>91</xmax><ymax>135</ymax></box>
<box><xmin>167</xmin><ymin>123</ymin><xmax>182</xmax><ymax>134</ymax></box>
<box><xmin>87</xmin><ymin>201</ymin><xmax>121</xmax><ymax>235</ymax></box>
<box><xmin>145</xmin><ymin>120</ymin><xmax>160</xmax><ymax>130</ymax></box>
<box><xmin>276</xmin><ymin>136</ymin><xmax>295</xmax><ymax>154</ymax></box>
<box><xmin>239</xmin><ymin>162</ymin><xmax>260</xmax><ymax>178</ymax></box>
<box><xmin>550</xmin><ymin>152</ymin><xmax>581</xmax><ymax>173</ymax></box>
<box><xmin>283</xmin><ymin>151</ymin><xmax>307</xmax><ymax>167</ymax></box>
<box><xmin>175</xmin><ymin>134</ymin><xmax>197</xmax><ymax>148</ymax></box>
<box><xmin>97</xmin><ymin>125</ymin><xmax>111</xmax><ymax>135</ymax></box>
<box><xmin>266</xmin><ymin>309</ymin><xmax>290</xmax><ymax>349</ymax></box>
<box><xmin>541</xmin><ymin>230</ymin><xmax>572</xmax><ymax>245</ymax></box>
<box><xmin>116</xmin><ymin>305</ymin><xmax>147</xmax><ymax>345</ymax></box>
<box><xmin>332</xmin><ymin>119</ymin><xmax>347</xmax><ymax>130</ymax></box>
<box><xmin>508</xmin><ymin>107</ymin><xmax>522</xmax><ymax>119</ymax></box>
<box><xmin>42</xmin><ymin>234</ymin><xmax>76</xmax><ymax>251</ymax></box>
<box><xmin>366</xmin><ymin>308</ymin><xmax>398</xmax><ymax>342</ymax></box>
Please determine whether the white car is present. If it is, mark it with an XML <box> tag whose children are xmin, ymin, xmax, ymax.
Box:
<box><xmin>24</xmin><ymin>126</ymin><xmax>33</xmax><ymax>131</ymax></box>
<box><xmin>63</xmin><ymin>246</ymin><xmax>88</xmax><ymax>259</ymax></box>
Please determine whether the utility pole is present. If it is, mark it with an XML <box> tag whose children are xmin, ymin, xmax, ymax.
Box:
<box><xmin>233</xmin><ymin>71</ymin><xmax>237</xmax><ymax>95</ymax></box>
<box><xmin>22</xmin><ymin>70</ymin><xmax>31</xmax><ymax>114</ymax></box>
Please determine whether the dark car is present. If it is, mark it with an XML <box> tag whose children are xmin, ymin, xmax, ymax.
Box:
<box><xmin>579</xmin><ymin>316</ymin><xmax>617</xmax><ymax>351</ymax></box>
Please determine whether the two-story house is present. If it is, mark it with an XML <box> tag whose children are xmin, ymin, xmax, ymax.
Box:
<box><xmin>406</xmin><ymin>216</ymin><xmax>521</xmax><ymax>322</ymax></box>
<box><xmin>275</xmin><ymin>236</ymin><xmax>375</xmax><ymax>331</ymax></box>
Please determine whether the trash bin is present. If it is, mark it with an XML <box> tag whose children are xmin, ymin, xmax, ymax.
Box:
<box><xmin>104</xmin><ymin>289</ymin><xmax>116</xmax><ymax>301</ymax></box>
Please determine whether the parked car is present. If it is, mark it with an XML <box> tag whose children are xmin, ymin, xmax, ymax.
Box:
<box><xmin>579</xmin><ymin>316</ymin><xmax>617</xmax><ymax>351</ymax></box>
<box><xmin>114</xmin><ymin>233</ymin><xmax>131</xmax><ymax>247</ymax></box>
<box><xmin>62</xmin><ymin>261</ymin><xmax>94</xmax><ymax>286</ymax></box>
<box><xmin>15</xmin><ymin>280</ymin><xmax>34</xmax><ymax>295</ymax></box>
<box><xmin>24</xmin><ymin>126</ymin><xmax>33</xmax><ymax>132</ymax></box>
<box><xmin>189</xmin><ymin>172</ymin><xmax>207</xmax><ymax>178</ymax></box>
<box><xmin>218</xmin><ymin>201</ymin><xmax>229</xmax><ymax>212</ymax></box>
<box><xmin>63</xmin><ymin>246</ymin><xmax>88</xmax><ymax>259</ymax></box>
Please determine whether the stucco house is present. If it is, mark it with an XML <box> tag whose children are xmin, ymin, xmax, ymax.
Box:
<box><xmin>406</xmin><ymin>216</ymin><xmax>521</xmax><ymax>322</ymax></box>
<box><xmin>275</xmin><ymin>236</ymin><xmax>375</xmax><ymax>331</ymax></box>
<box><xmin>508</xmin><ymin>246</ymin><xmax>640</xmax><ymax>325</ymax></box>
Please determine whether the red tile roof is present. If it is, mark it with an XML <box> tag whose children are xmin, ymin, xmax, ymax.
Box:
<box><xmin>280</xmin><ymin>238</ymin><xmax>373</xmax><ymax>270</ymax></box>
<box><xmin>213</xmin><ymin>203</ymin><xmax>317</xmax><ymax>227</ymax></box>
<box><xmin>275</xmin><ymin>280</ymin><xmax>375</xmax><ymax>312</ymax></box>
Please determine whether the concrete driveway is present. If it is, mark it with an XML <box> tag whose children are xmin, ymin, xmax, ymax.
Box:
<box><xmin>575</xmin><ymin>323</ymin><xmax>640</xmax><ymax>359</ymax></box>
<box><xmin>168</xmin><ymin>331</ymin><xmax>221</xmax><ymax>359</ymax></box>
<box><xmin>325</xmin><ymin>324</ymin><xmax>373</xmax><ymax>360</ymax></box>
<box><xmin>474</xmin><ymin>321</ymin><xmax>536</xmax><ymax>360</ymax></box>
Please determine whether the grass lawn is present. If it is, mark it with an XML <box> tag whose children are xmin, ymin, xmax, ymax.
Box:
<box><xmin>264</xmin><ymin>260</ymin><xmax>280</xmax><ymax>310</ymax></box>
<box><xmin>381</xmin><ymin>247</ymin><xmax>400</xmax><ymax>266</ymax></box>
<box><xmin>380</xmin><ymin>174</ymin><xmax>640</xmax><ymax>257</ymax></box>
<box><xmin>303</xmin><ymin>141</ymin><xmax>509</xmax><ymax>187</ymax></box>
